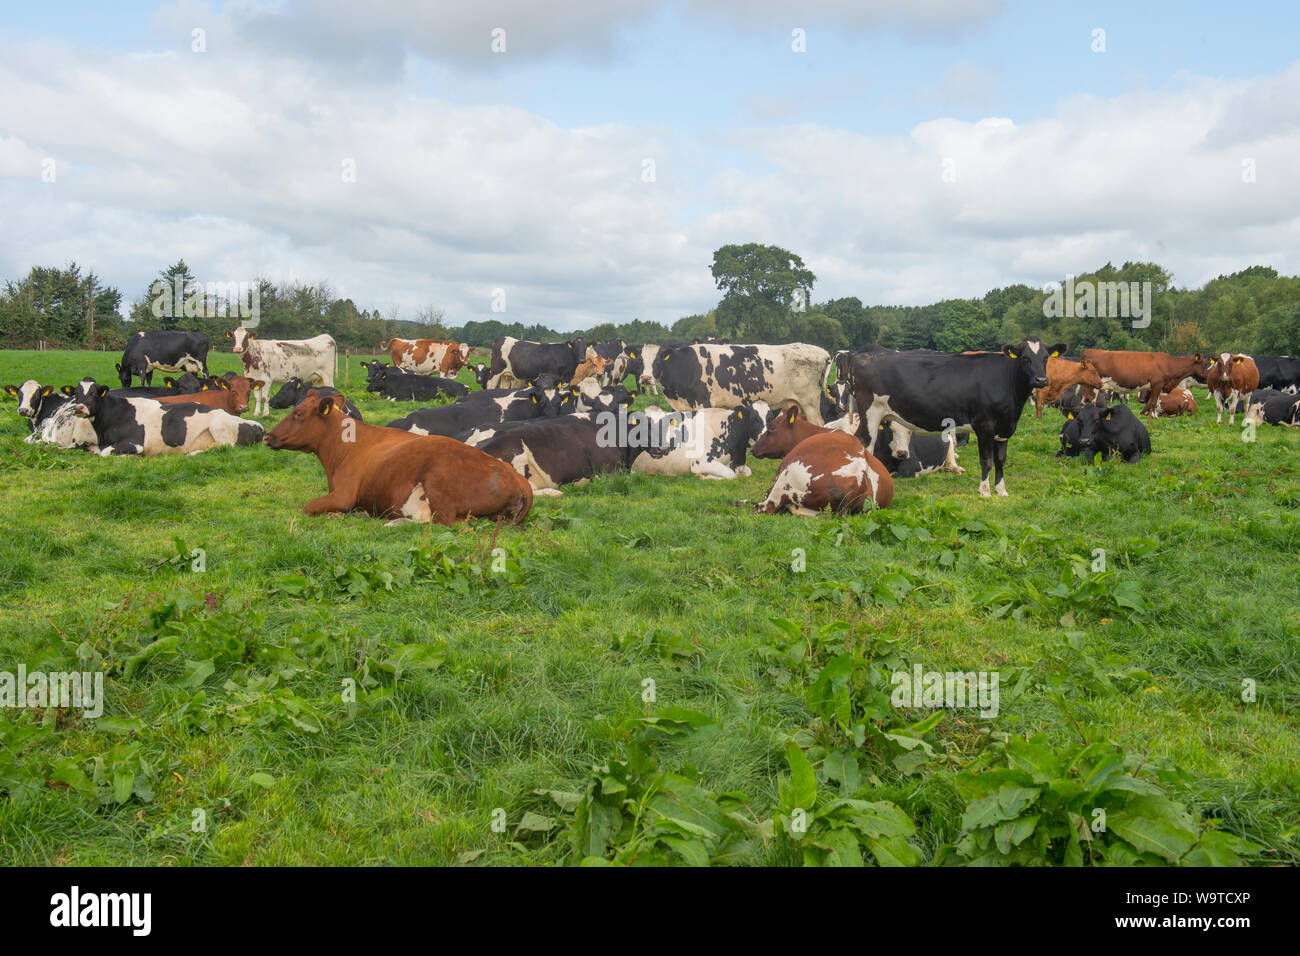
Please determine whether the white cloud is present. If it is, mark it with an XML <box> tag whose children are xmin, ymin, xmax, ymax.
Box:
<box><xmin>2</xmin><ymin>29</ymin><xmax>1299</xmax><ymax>331</ymax></box>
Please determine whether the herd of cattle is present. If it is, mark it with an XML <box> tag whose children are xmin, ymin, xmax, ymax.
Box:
<box><xmin>6</xmin><ymin>328</ymin><xmax>1300</xmax><ymax>525</ymax></box>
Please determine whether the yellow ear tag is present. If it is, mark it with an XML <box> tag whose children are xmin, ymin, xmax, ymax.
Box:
<box><xmin>1067</xmin><ymin>412</ymin><xmax>1074</xmax><ymax>419</ymax></box>
<box><xmin>737</xmin><ymin>410</ymin><xmax>744</xmax><ymax>419</ymax></box>
<box><xmin>1008</xmin><ymin>351</ymin><xmax>1019</xmax><ymax>359</ymax></box>
<box><xmin>787</xmin><ymin>410</ymin><xmax>796</xmax><ymax>423</ymax></box>
<box><xmin>42</xmin><ymin>386</ymin><xmax>52</xmax><ymax>395</ymax></box>
<box><xmin>1050</xmin><ymin>350</ymin><xmax>1060</xmax><ymax>357</ymax></box>
<box><xmin>531</xmin><ymin>395</ymin><xmax>537</xmax><ymax>403</ymax></box>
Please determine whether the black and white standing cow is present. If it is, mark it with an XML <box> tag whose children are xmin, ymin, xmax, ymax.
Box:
<box><xmin>486</xmin><ymin>337</ymin><xmax>591</xmax><ymax>389</ymax></box>
<box><xmin>269</xmin><ymin>378</ymin><xmax>364</xmax><ymax>420</ymax></box>
<box><xmin>652</xmin><ymin>342</ymin><xmax>832</xmax><ymax>424</ymax></box>
<box><xmin>228</xmin><ymin>327</ymin><xmax>336</xmax><ymax>416</ymax></box>
<box><xmin>851</xmin><ymin>338</ymin><xmax>1063</xmax><ymax>497</ymax></box>
<box><xmin>117</xmin><ymin>330</ymin><xmax>211</xmax><ymax>386</ymax></box>
<box><xmin>69</xmin><ymin>379</ymin><xmax>264</xmax><ymax>456</ymax></box>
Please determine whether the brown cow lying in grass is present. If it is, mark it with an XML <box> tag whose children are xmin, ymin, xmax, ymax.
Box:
<box><xmin>752</xmin><ymin>405</ymin><xmax>893</xmax><ymax>515</ymax></box>
<box><xmin>1136</xmin><ymin>386</ymin><xmax>1198</xmax><ymax>417</ymax></box>
<box><xmin>154</xmin><ymin>375</ymin><xmax>264</xmax><ymax>416</ymax></box>
<box><xmin>265</xmin><ymin>391</ymin><xmax>533</xmax><ymax>526</ymax></box>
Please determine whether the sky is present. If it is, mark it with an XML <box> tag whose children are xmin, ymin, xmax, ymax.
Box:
<box><xmin>2</xmin><ymin>0</ymin><xmax>1299</xmax><ymax>331</ymax></box>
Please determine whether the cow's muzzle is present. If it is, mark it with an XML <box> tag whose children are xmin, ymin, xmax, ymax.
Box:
<box><xmin>263</xmin><ymin>433</ymin><xmax>281</xmax><ymax>449</ymax></box>
<box><xmin>1033</xmin><ymin>376</ymin><xmax>1049</xmax><ymax>388</ymax></box>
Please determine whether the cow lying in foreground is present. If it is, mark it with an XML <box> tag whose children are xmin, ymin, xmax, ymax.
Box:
<box><xmin>265</xmin><ymin>392</ymin><xmax>533</xmax><ymax>525</ymax></box>
<box><xmin>751</xmin><ymin>405</ymin><xmax>893</xmax><ymax>515</ymax></box>
<box><xmin>852</xmin><ymin>337</ymin><xmax>1062</xmax><ymax>497</ymax></box>
<box><xmin>70</xmin><ymin>379</ymin><xmax>264</xmax><ymax>456</ymax></box>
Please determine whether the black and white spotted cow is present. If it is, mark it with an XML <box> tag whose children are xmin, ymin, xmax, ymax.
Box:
<box><xmin>365</xmin><ymin>366</ymin><xmax>469</xmax><ymax>401</ymax></box>
<box><xmin>229</xmin><ymin>327</ymin><xmax>336</xmax><ymax>416</ymax></box>
<box><xmin>117</xmin><ymin>330</ymin><xmax>211</xmax><ymax>387</ymax></box>
<box><xmin>1244</xmin><ymin>389</ymin><xmax>1300</xmax><ymax>427</ymax></box>
<box><xmin>652</xmin><ymin>342</ymin><xmax>832</xmax><ymax>424</ymax></box>
<box><xmin>269</xmin><ymin>378</ymin><xmax>364</xmax><ymax>420</ymax></box>
<box><xmin>70</xmin><ymin>379</ymin><xmax>264</xmax><ymax>456</ymax></box>
<box><xmin>820</xmin><ymin>381</ymin><xmax>852</xmax><ymax>423</ymax></box>
<box><xmin>869</xmin><ymin>426</ymin><xmax>966</xmax><ymax>478</ymax></box>
<box><xmin>625</xmin><ymin>345</ymin><xmax>661</xmax><ymax>395</ymax></box>
<box><xmin>628</xmin><ymin>403</ymin><xmax>768</xmax><ymax>480</ymax></box>
<box><xmin>486</xmin><ymin>337</ymin><xmax>591</xmax><ymax>389</ymax></box>
<box><xmin>5</xmin><ymin>380</ymin><xmax>56</xmax><ymax>429</ymax></box>
<box><xmin>851</xmin><ymin>337</ymin><xmax>1062</xmax><ymax>497</ymax></box>
<box><xmin>386</xmin><ymin>386</ymin><xmax>571</xmax><ymax>437</ymax></box>
<box><xmin>472</xmin><ymin>414</ymin><xmax>633</xmax><ymax>496</ymax></box>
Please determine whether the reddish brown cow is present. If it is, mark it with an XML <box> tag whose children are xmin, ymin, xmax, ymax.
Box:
<box><xmin>265</xmin><ymin>391</ymin><xmax>533</xmax><ymax>526</ymax></box>
<box><xmin>1080</xmin><ymin>350</ymin><xmax>1212</xmax><ymax>416</ymax></box>
<box><xmin>154</xmin><ymin>376</ymin><xmax>265</xmax><ymax>415</ymax></box>
<box><xmin>1034</xmin><ymin>356</ymin><xmax>1104</xmax><ymax>418</ymax></box>
<box><xmin>1205</xmin><ymin>353</ymin><xmax>1259</xmax><ymax>424</ymax></box>
<box><xmin>385</xmin><ymin>338</ymin><xmax>472</xmax><ymax>376</ymax></box>
<box><xmin>570</xmin><ymin>355</ymin><xmax>610</xmax><ymax>385</ymax></box>
<box><xmin>755</xmin><ymin>405</ymin><xmax>893</xmax><ymax>515</ymax></box>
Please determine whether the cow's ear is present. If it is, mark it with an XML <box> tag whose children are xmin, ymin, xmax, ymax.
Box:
<box><xmin>224</xmin><ymin>330</ymin><xmax>232</xmax><ymax>339</ymax></box>
<box><xmin>219</xmin><ymin>379</ymin><xmax>230</xmax><ymax>389</ymax></box>
<box><xmin>530</xmin><ymin>394</ymin><xmax>537</xmax><ymax>403</ymax></box>
<box><xmin>736</xmin><ymin>409</ymin><xmax>744</xmax><ymax>419</ymax></box>
<box><xmin>787</xmin><ymin>407</ymin><xmax>797</xmax><ymax>424</ymax></box>
<box><xmin>1193</xmin><ymin>352</ymin><xmax>1203</xmax><ymax>363</ymax></box>
<box><xmin>60</xmin><ymin>385</ymin><xmax>75</xmax><ymax>396</ymax></box>
<box><xmin>628</xmin><ymin>350</ymin><xmax>636</xmax><ymax>358</ymax></box>
<box><xmin>318</xmin><ymin>399</ymin><xmax>333</xmax><ymax>417</ymax></box>
<box><xmin>43</xmin><ymin>385</ymin><xmax>54</xmax><ymax>396</ymax></box>
<box><xmin>98</xmin><ymin>385</ymin><xmax>110</xmax><ymax>398</ymax></box>
<box><xmin>1002</xmin><ymin>345</ymin><xmax>1019</xmax><ymax>359</ymax></box>
<box><xmin>2</xmin><ymin>385</ymin><xmax>15</xmax><ymax>396</ymax></box>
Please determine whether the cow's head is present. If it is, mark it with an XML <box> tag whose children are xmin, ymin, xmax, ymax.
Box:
<box><xmin>472</xmin><ymin>364</ymin><xmax>492</xmax><ymax>389</ymax></box>
<box><xmin>229</xmin><ymin>327</ymin><xmax>255</xmax><ymax>353</ymax></box>
<box><xmin>1068</xmin><ymin>403</ymin><xmax>1103</xmax><ymax>447</ymax></box>
<box><xmin>751</xmin><ymin>404</ymin><xmax>807</xmax><ymax>459</ymax></box>
<box><xmin>264</xmin><ymin>390</ymin><xmax>346</xmax><ymax>451</ymax></box>
<box><xmin>5</xmin><ymin>381</ymin><xmax>42</xmax><ymax>417</ymax></box>
<box><xmin>1003</xmin><ymin>338</ymin><xmax>1062</xmax><ymax>390</ymax></box>
<box><xmin>115</xmin><ymin>362</ymin><xmax>131</xmax><ymax>388</ymax></box>
<box><xmin>226</xmin><ymin>377</ymin><xmax>263</xmax><ymax>414</ymax></box>
<box><xmin>70</xmin><ymin>379</ymin><xmax>110</xmax><ymax>420</ymax></box>
<box><xmin>269</xmin><ymin>378</ymin><xmax>305</xmax><ymax>409</ymax></box>
<box><xmin>1076</xmin><ymin>359</ymin><xmax>1103</xmax><ymax>390</ymax></box>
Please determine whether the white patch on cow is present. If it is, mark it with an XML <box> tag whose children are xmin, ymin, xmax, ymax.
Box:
<box><xmin>510</xmin><ymin>445</ymin><xmax>559</xmax><ymax>491</ymax></box>
<box><xmin>1028</xmin><ymin>340</ymin><xmax>1042</xmax><ymax>354</ymax></box>
<box><xmin>832</xmin><ymin>455</ymin><xmax>868</xmax><ymax>481</ymax></box>
<box><xmin>386</xmin><ymin>482</ymin><xmax>432</xmax><ymax>525</ymax></box>
<box><xmin>15</xmin><ymin>380</ymin><xmax>40</xmax><ymax>416</ymax></box>
<box><xmin>978</xmin><ymin>477</ymin><xmax>992</xmax><ymax>497</ymax></box>
<box><xmin>995</xmin><ymin>478</ymin><xmax>1008</xmax><ymax>497</ymax></box>
<box><xmin>763</xmin><ymin>459</ymin><xmax>818</xmax><ymax>513</ymax></box>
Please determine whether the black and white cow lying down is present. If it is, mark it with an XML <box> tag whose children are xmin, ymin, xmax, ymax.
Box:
<box><xmin>852</xmin><ymin>337</ymin><xmax>1061</xmax><ymax>497</ymax></box>
<box><xmin>385</xmin><ymin>386</ymin><xmax>575</xmax><ymax>437</ymax></box>
<box><xmin>627</xmin><ymin>404</ymin><xmax>767</xmax><ymax>480</ymax></box>
<box><xmin>363</xmin><ymin>364</ymin><xmax>469</xmax><ymax>401</ymax></box>
<box><xmin>69</xmin><ymin>379</ymin><xmax>264</xmax><ymax>456</ymax></box>
<box><xmin>270</xmin><ymin>379</ymin><xmax>364</xmax><ymax>420</ymax></box>
<box><xmin>5</xmin><ymin>380</ymin><xmax>99</xmax><ymax>449</ymax></box>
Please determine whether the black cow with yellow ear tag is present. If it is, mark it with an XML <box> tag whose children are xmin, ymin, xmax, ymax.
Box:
<box><xmin>1057</xmin><ymin>404</ymin><xmax>1100</xmax><ymax>458</ymax></box>
<box><xmin>1090</xmin><ymin>403</ymin><xmax>1151</xmax><ymax>464</ymax></box>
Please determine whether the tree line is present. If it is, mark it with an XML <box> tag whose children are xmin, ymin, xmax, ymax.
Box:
<box><xmin>2</xmin><ymin>248</ymin><xmax>1296</xmax><ymax>357</ymax></box>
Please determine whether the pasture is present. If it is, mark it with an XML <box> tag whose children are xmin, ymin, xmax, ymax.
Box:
<box><xmin>0</xmin><ymin>347</ymin><xmax>1296</xmax><ymax>866</ymax></box>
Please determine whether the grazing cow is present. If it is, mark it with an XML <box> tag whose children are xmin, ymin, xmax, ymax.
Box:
<box><xmin>1033</xmin><ymin>356</ymin><xmax>1104</xmax><ymax>418</ymax></box>
<box><xmin>366</xmin><ymin>366</ymin><xmax>469</xmax><ymax>401</ymax></box>
<box><xmin>385</xmin><ymin>386</ymin><xmax>568</xmax><ymax>437</ymax></box>
<box><xmin>265</xmin><ymin>391</ymin><xmax>532</xmax><ymax>526</ymax></box>
<box><xmin>1251</xmin><ymin>356</ymin><xmax>1300</xmax><ymax>391</ymax></box>
<box><xmin>625</xmin><ymin>345</ymin><xmax>661</xmax><ymax>395</ymax></box>
<box><xmin>70</xmin><ymin>379</ymin><xmax>263</xmax><ymax>456</ymax></box>
<box><xmin>1244</xmin><ymin>390</ymin><xmax>1300</xmax><ymax>427</ymax></box>
<box><xmin>487</xmin><ymin>336</ymin><xmax>590</xmax><ymax>389</ymax></box>
<box><xmin>473</xmin><ymin>415</ymin><xmax>632</xmax><ymax>496</ymax></box>
<box><xmin>1206</xmin><ymin>353</ymin><xmax>1259</xmax><ymax>424</ymax></box>
<box><xmin>1080</xmin><ymin>350</ymin><xmax>1212</xmax><ymax>415</ymax></box>
<box><xmin>653</xmin><ymin>342</ymin><xmax>832</xmax><ymax>424</ymax></box>
<box><xmin>269</xmin><ymin>378</ymin><xmax>364</xmax><ymax>420</ymax></box>
<box><xmin>851</xmin><ymin>338</ymin><xmax>1062</xmax><ymax>497</ymax></box>
<box><xmin>570</xmin><ymin>355</ymin><xmax>610</xmax><ymax>385</ymax></box>
<box><xmin>1090</xmin><ymin>404</ymin><xmax>1151</xmax><ymax>463</ymax></box>
<box><xmin>629</xmin><ymin>404</ymin><xmax>765</xmax><ymax>480</ymax></box>
<box><xmin>757</xmin><ymin>429</ymin><xmax>893</xmax><ymax>516</ymax></box>
<box><xmin>228</xmin><ymin>327</ymin><xmax>336</xmax><ymax>416</ymax></box>
<box><xmin>117</xmin><ymin>330</ymin><xmax>210</xmax><ymax>386</ymax></box>
<box><xmin>155</xmin><ymin>376</ymin><xmax>264</xmax><ymax>416</ymax></box>
<box><xmin>384</xmin><ymin>338</ymin><xmax>472</xmax><ymax>376</ymax></box>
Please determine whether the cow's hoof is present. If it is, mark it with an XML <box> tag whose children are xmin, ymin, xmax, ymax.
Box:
<box><xmin>978</xmin><ymin>484</ymin><xmax>991</xmax><ymax>498</ymax></box>
<box><xmin>736</xmin><ymin>465</ymin><xmax>752</xmax><ymax>477</ymax></box>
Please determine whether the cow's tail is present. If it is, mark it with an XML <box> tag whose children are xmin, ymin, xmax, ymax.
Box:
<box><xmin>508</xmin><ymin>478</ymin><xmax>534</xmax><ymax>525</ymax></box>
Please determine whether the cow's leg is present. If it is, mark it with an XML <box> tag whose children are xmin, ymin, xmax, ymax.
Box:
<box><xmin>303</xmin><ymin>492</ymin><xmax>353</xmax><ymax>516</ymax></box>
<box><xmin>943</xmin><ymin>436</ymin><xmax>965</xmax><ymax>474</ymax></box>
<box><xmin>976</xmin><ymin>434</ymin><xmax>994</xmax><ymax>497</ymax></box>
<box><xmin>1215</xmin><ymin>390</ymin><xmax>1226</xmax><ymax>424</ymax></box>
<box><xmin>1034</xmin><ymin>389</ymin><xmax>1044</xmax><ymax>419</ymax></box>
<box><xmin>993</xmin><ymin>438</ymin><xmax>1009</xmax><ymax>497</ymax></box>
<box><xmin>692</xmin><ymin>460</ymin><xmax>738</xmax><ymax>480</ymax></box>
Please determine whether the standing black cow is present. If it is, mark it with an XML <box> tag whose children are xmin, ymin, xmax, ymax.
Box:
<box><xmin>117</xmin><ymin>330</ymin><xmax>211</xmax><ymax>387</ymax></box>
<box><xmin>851</xmin><ymin>338</ymin><xmax>1063</xmax><ymax>497</ymax></box>
<box><xmin>487</xmin><ymin>337</ymin><xmax>590</xmax><ymax>389</ymax></box>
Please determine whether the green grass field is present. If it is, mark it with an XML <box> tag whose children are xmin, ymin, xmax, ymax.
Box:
<box><xmin>0</xmin><ymin>347</ymin><xmax>1296</xmax><ymax>866</ymax></box>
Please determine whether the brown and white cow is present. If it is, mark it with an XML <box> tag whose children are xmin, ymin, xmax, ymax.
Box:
<box><xmin>264</xmin><ymin>391</ymin><xmax>533</xmax><ymax>526</ymax></box>
<box><xmin>1080</xmin><ymin>350</ymin><xmax>1212</xmax><ymax>416</ymax></box>
<box><xmin>1034</xmin><ymin>356</ymin><xmax>1104</xmax><ymax>419</ymax></box>
<box><xmin>228</xmin><ymin>328</ymin><xmax>336</xmax><ymax>416</ymax></box>
<box><xmin>570</xmin><ymin>355</ymin><xmax>610</xmax><ymax>386</ymax></box>
<box><xmin>758</xmin><ymin>427</ymin><xmax>893</xmax><ymax>516</ymax></box>
<box><xmin>1137</xmin><ymin>387</ymin><xmax>1197</xmax><ymax>417</ymax></box>
<box><xmin>154</xmin><ymin>375</ymin><xmax>264</xmax><ymax>416</ymax></box>
<box><xmin>1206</xmin><ymin>353</ymin><xmax>1259</xmax><ymax>424</ymax></box>
<box><xmin>385</xmin><ymin>338</ymin><xmax>472</xmax><ymax>377</ymax></box>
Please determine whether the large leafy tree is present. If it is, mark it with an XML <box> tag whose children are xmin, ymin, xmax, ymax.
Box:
<box><xmin>710</xmin><ymin>243</ymin><xmax>815</xmax><ymax>342</ymax></box>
